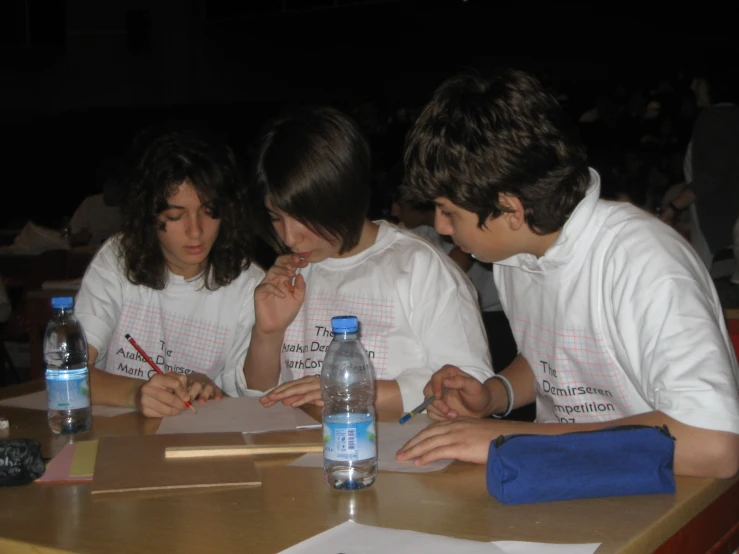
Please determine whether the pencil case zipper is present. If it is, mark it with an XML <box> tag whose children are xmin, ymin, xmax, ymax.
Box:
<box><xmin>493</xmin><ymin>424</ymin><xmax>675</xmax><ymax>449</ymax></box>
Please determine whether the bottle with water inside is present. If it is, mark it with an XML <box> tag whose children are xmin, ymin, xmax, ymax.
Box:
<box><xmin>44</xmin><ymin>296</ymin><xmax>92</xmax><ymax>434</ymax></box>
<box><xmin>321</xmin><ymin>315</ymin><xmax>377</xmax><ymax>490</ymax></box>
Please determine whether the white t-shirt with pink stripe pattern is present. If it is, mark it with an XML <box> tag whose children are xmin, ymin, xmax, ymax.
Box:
<box><xmin>271</xmin><ymin>220</ymin><xmax>494</xmax><ymax>412</ymax></box>
<box><xmin>494</xmin><ymin>169</ymin><xmax>739</xmax><ymax>435</ymax></box>
<box><xmin>75</xmin><ymin>236</ymin><xmax>265</xmax><ymax>398</ymax></box>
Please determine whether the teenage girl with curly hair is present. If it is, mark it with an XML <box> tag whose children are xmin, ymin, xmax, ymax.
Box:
<box><xmin>74</xmin><ymin>128</ymin><xmax>266</xmax><ymax>417</ymax></box>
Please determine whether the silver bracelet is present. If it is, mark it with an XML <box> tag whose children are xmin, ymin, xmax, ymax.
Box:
<box><xmin>490</xmin><ymin>374</ymin><xmax>514</xmax><ymax>418</ymax></box>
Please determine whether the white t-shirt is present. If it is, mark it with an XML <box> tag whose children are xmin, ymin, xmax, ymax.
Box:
<box><xmin>408</xmin><ymin>224</ymin><xmax>447</xmax><ymax>251</ymax></box>
<box><xmin>494</xmin><ymin>169</ymin><xmax>739</xmax><ymax>435</ymax></box>
<box><xmin>268</xmin><ymin>221</ymin><xmax>494</xmax><ymax>411</ymax></box>
<box><xmin>74</xmin><ymin>237</ymin><xmax>265</xmax><ymax>397</ymax></box>
<box><xmin>70</xmin><ymin>194</ymin><xmax>123</xmax><ymax>246</ymax></box>
<box><xmin>410</xmin><ymin>224</ymin><xmax>502</xmax><ymax>312</ymax></box>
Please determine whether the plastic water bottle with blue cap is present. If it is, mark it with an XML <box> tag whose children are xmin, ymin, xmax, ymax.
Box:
<box><xmin>321</xmin><ymin>315</ymin><xmax>377</xmax><ymax>489</ymax></box>
<box><xmin>43</xmin><ymin>296</ymin><xmax>91</xmax><ymax>434</ymax></box>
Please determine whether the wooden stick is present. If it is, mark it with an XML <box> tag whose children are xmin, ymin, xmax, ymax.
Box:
<box><xmin>164</xmin><ymin>443</ymin><xmax>323</xmax><ymax>459</ymax></box>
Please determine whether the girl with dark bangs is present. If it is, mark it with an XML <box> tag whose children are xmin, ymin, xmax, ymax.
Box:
<box><xmin>243</xmin><ymin>106</ymin><xmax>493</xmax><ymax>419</ymax></box>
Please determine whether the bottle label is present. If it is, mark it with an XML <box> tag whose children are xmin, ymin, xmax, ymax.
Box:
<box><xmin>46</xmin><ymin>368</ymin><xmax>91</xmax><ymax>411</ymax></box>
<box><xmin>323</xmin><ymin>419</ymin><xmax>376</xmax><ymax>462</ymax></box>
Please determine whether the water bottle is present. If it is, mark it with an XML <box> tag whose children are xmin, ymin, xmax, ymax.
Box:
<box><xmin>43</xmin><ymin>296</ymin><xmax>91</xmax><ymax>434</ymax></box>
<box><xmin>321</xmin><ymin>315</ymin><xmax>377</xmax><ymax>490</ymax></box>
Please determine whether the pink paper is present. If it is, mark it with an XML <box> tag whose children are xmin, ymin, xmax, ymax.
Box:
<box><xmin>35</xmin><ymin>443</ymin><xmax>91</xmax><ymax>484</ymax></box>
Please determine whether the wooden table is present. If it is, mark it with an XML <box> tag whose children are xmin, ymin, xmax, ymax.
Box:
<box><xmin>0</xmin><ymin>381</ymin><xmax>737</xmax><ymax>554</ymax></box>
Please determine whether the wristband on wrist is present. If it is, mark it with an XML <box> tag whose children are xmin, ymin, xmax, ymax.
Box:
<box><xmin>490</xmin><ymin>373</ymin><xmax>515</xmax><ymax>418</ymax></box>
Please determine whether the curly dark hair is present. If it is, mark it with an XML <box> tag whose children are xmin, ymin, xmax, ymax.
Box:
<box><xmin>403</xmin><ymin>68</ymin><xmax>590</xmax><ymax>235</ymax></box>
<box><xmin>118</xmin><ymin>128</ymin><xmax>253</xmax><ymax>290</ymax></box>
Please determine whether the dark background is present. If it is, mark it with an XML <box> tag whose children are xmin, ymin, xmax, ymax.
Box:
<box><xmin>1</xmin><ymin>0</ymin><xmax>736</xmax><ymax>228</ymax></box>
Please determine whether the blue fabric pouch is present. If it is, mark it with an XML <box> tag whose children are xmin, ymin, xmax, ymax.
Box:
<box><xmin>486</xmin><ymin>425</ymin><xmax>676</xmax><ymax>504</ymax></box>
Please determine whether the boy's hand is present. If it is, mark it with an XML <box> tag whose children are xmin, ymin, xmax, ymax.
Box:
<box><xmin>396</xmin><ymin>417</ymin><xmax>503</xmax><ymax>465</ymax></box>
<box><xmin>425</xmin><ymin>365</ymin><xmax>494</xmax><ymax>420</ymax></box>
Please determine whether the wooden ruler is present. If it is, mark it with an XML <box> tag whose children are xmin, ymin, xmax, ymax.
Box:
<box><xmin>165</xmin><ymin>443</ymin><xmax>323</xmax><ymax>459</ymax></box>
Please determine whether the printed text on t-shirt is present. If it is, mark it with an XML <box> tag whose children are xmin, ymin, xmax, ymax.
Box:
<box><xmin>539</xmin><ymin>360</ymin><xmax>616</xmax><ymax>423</ymax></box>
<box><xmin>283</xmin><ymin>325</ymin><xmax>375</xmax><ymax>371</ymax></box>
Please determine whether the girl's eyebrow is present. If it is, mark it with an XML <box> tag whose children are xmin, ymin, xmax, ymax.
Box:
<box><xmin>164</xmin><ymin>204</ymin><xmax>185</xmax><ymax>210</ymax></box>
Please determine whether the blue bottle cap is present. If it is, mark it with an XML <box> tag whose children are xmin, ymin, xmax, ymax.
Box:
<box><xmin>331</xmin><ymin>315</ymin><xmax>358</xmax><ymax>334</ymax></box>
<box><xmin>51</xmin><ymin>296</ymin><xmax>74</xmax><ymax>309</ymax></box>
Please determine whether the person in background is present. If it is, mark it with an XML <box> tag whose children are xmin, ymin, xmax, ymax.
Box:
<box><xmin>74</xmin><ymin>129</ymin><xmax>265</xmax><ymax>417</ymax></box>
<box><xmin>69</xmin><ymin>156</ymin><xmax>127</xmax><ymax>247</ymax></box>
<box><xmin>243</xmin><ymin>106</ymin><xmax>493</xmax><ymax>419</ymax></box>
<box><xmin>396</xmin><ymin>68</ymin><xmax>739</xmax><ymax>479</ymax></box>
<box><xmin>660</xmin><ymin>63</ymin><xmax>739</xmax><ymax>271</ymax></box>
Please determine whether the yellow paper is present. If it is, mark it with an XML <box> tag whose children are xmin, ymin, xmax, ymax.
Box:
<box><xmin>69</xmin><ymin>439</ymin><xmax>99</xmax><ymax>477</ymax></box>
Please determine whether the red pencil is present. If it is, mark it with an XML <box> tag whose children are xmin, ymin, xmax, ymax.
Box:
<box><xmin>124</xmin><ymin>333</ymin><xmax>197</xmax><ymax>413</ymax></box>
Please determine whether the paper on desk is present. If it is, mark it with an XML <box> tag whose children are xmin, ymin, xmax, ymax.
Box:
<box><xmin>289</xmin><ymin>418</ymin><xmax>453</xmax><ymax>473</ymax></box>
<box><xmin>0</xmin><ymin>390</ymin><xmax>135</xmax><ymax>417</ymax></box>
<box><xmin>278</xmin><ymin>521</ymin><xmax>601</xmax><ymax>554</ymax></box>
<box><xmin>36</xmin><ymin>440</ymin><xmax>99</xmax><ymax>483</ymax></box>
<box><xmin>156</xmin><ymin>396</ymin><xmax>321</xmax><ymax>435</ymax></box>
<box><xmin>69</xmin><ymin>439</ymin><xmax>98</xmax><ymax>476</ymax></box>
<box><xmin>35</xmin><ymin>443</ymin><xmax>83</xmax><ymax>483</ymax></box>
<box><xmin>493</xmin><ymin>542</ymin><xmax>601</xmax><ymax>554</ymax></box>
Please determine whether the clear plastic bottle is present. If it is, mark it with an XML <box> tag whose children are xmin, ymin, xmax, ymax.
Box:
<box><xmin>43</xmin><ymin>296</ymin><xmax>91</xmax><ymax>434</ymax></box>
<box><xmin>321</xmin><ymin>315</ymin><xmax>377</xmax><ymax>490</ymax></box>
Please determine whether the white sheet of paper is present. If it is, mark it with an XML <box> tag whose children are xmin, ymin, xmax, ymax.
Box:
<box><xmin>0</xmin><ymin>390</ymin><xmax>134</xmax><ymax>417</ymax></box>
<box><xmin>289</xmin><ymin>417</ymin><xmax>452</xmax><ymax>473</ymax></box>
<box><xmin>156</xmin><ymin>396</ymin><xmax>321</xmax><ymax>435</ymax></box>
<box><xmin>493</xmin><ymin>541</ymin><xmax>602</xmax><ymax>554</ymax></box>
<box><xmin>279</xmin><ymin>521</ymin><xmax>508</xmax><ymax>554</ymax></box>
<box><xmin>92</xmin><ymin>405</ymin><xmax>136</xmax><ymax>417</ymax></box>
<box><xmin>278</xmin><ymin>521</ymin><xmax>601</xmax><ymax>554</ymax></box>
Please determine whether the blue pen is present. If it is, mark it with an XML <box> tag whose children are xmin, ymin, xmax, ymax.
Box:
<box><xmin>398</xmin><ymin>387</ymin><xmax>449</xmax><ymax>424</ymax></box>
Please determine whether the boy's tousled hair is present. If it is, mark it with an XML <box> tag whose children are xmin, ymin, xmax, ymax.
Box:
<box><xmin>403</xmin><ymin>68</ymin><xmax>590</xmax><ymax>234</ymax></box>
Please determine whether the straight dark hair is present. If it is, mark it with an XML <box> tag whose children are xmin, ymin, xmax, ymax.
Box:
<box><xmin>403</xmin><ymin>68</ymin><xmax>590</xmax><ymax>234</ymax></box>
<box><xmin>250</xmin><ymin>106</ymin><xmax>371</xmax><ymax>254</ymax></box>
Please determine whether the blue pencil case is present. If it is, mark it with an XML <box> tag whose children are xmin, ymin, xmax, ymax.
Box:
<box><xmin>486</xmin><ymin>424</ymin><xmax>676</xmax><ymax>504</ymax></box>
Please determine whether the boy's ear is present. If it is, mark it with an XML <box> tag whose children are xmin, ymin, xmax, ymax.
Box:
<box><xmin>498</xmin><ymin>193</ymin><xmax>526</xmax><ymax>231</ymax></box>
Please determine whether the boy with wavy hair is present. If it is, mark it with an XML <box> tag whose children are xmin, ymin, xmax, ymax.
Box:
<box><xmin>397</xmin><ymin>68</ymin><xmax>739</xmax><ymax>479</ymax></box>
